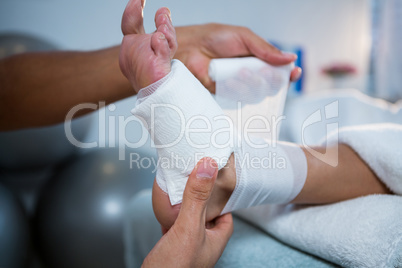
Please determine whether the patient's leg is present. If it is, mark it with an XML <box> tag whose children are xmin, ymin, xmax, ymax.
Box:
<box><xmin>154</xmin><ymin>142</ymin><xmax>391</xmax><ymax>229</ymax></box>
<box><xmin>292</xmin><ymin>144</ymin><xmax>391</xmax><ymax>204</ymax></box>
<box><xmin>201</xmin><ymin>143</ymin><xmax>390</xmax><ymax>224</ymax></box>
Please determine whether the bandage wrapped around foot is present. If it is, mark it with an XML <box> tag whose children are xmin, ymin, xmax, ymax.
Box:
<box><xmin>132</xmin><ymin>58</ymin><xmax>307</xmax><ymax>211</ymax></box>
<box><xmin>132</xmin><ymin>60</ymin><xmax>233</xmax><ymax>205</ymax></box>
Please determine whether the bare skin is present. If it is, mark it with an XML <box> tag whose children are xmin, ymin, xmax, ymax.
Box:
<box><xmin>0</xmin><ymin>47</ymin><xmax>131</xmax><ymax>130</ymax></box>
<box><xmin>294</xmin><ymin>144</ymin><xmax>391</xmax><ymax>204</ymax></box>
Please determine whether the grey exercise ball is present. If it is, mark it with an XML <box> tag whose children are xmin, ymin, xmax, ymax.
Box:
<box><xmin>34</xmin><ymin>147</ymin><xmax>156</xmax><ymax>268</ymax></box>
<box><xmin>0</xmin><ymin>184</ymin><xmax>30</xmax><ymax>268</ymax></box>
<box><xmin>0</xmin><ymin>33</ymin><xmax>92</xmax><ymax>169</ymax></box>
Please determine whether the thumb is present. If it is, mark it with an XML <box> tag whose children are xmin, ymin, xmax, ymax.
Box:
<box><xmin>177</xmin><ymin>157</ymin><xmax>218</xmax><ymax>225</ymax></box>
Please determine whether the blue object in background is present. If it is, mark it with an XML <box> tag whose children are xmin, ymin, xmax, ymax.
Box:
<box><xmin>270</xmin><ymin>41</ymin><xmax>304</xmax><ymax>96</ymax></box>
<box><xmin>293</xmin><ymin>47</ymin><xmax>304</xmax><ymax>94</ymax></box>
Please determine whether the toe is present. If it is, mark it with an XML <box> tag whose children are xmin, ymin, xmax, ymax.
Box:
<box><xmin>122</xmin><ymin>0</ymin><xmax>146</xmax><ymax>35</ymax></box>
<box><xmin>157</xmin><ymin>23</ymin><xmax>177</xmax><ymax>57</ymax></box>
<box><xmin>155</xmin><ymin>11</ymin><xmax>177</xmax><ymax>56</ymax></box>
<box><xmin>154</xmin><ymin>7</ymin><xmax>171</xmax><ymax>25</ymax></box>
<box><xmin>155</xmin><ymin>13</ymin><xmax>173</xmax><ymax>33</ymax></box>
<box><xmin>151</xmin><ymin>31</ymin><xmax>171</xmax><ymax>60</ymax></box>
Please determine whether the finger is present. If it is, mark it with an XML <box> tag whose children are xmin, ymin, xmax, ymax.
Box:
<box><xmin>199</xmin><ymin>71</ymin><xmax>215</xmax><ymax>93</ymax></box>
<box><xmin>161</xmin><ymin>225</ymin><xmax>168</xmax><ymax>235</ymax></box>
<box><xmin>121</xmin><ymin>0</ymin><xmax>146</xmax><ymax>35</ymax></box>
<box><xmin>213</xmin><ymin>213</ymin><xmax>233</xmax><ymax>232</ymax></box>
<box><xmin>239</xmin><ymin>28</ymin><xmax>297</xmax><ymax>65</ymax></box>
<box><xmin>186</xmin><ymin>55</ymin><xmax>216</xmax><ymax>93</ymax></box>
<box><xmin>290</xmin><ymin>66</ymin><xmax>302</xmax><ymax>82</ymax></box>
<box><xmin>177</xmin><ymin>157</ymin><xmax>218</xmax><ymax>226</ymax></box>
<box><xmin>207</xmin><ymin>213</ymin><xmax>234</xmax><ymax>247</ymax></box>
<box><xmin>208</xmin><ymin>82</ymin><xmax>216</xmax><ymax>94</ymax></box>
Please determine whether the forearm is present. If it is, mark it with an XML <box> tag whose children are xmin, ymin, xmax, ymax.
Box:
<box><xmin>292</xmin><ymin>144</ymin><xmax>391</xmax><ymax>204</ymax></box>
<box><xmin>0</xmin><ymin>46</ymin><xmax>132</xmax><ymax>130</ymax></box>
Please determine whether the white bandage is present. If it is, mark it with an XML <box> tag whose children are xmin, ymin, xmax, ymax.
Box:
<box><xmin>132</xmin><ymin>60</ymin><xmax>233</xmax><ymax>205</ymax></box>
<box><xmin>221</xmin><ymin>137</ymin><xmax>307</xmax><ymax>214</ymax></box>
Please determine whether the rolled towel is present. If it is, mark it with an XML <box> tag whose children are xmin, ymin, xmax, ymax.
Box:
<box><xmin>325</xmin><ymin>123</ymin><xmax>402</xmax><ymax>195</ymax></box>
<box><xmin>235</xmin><ymin>194</ymin><xmax>402</xmax><ymax>268</ymax></box>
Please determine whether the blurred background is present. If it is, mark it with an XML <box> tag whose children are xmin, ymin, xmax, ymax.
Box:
<box><xmin>2</xmin><ymin>0</ymin><xmax>401</xmax><ymax>99</ymax></box>
<box><xmin>0</xmin><ymin>0</ymin><xmax>401</xmax><ymax>267</ymax></box>
<box><xmin>0</xmin><ymin>0</ymin><xmax>371</xmax><ymax>93</ymax></box>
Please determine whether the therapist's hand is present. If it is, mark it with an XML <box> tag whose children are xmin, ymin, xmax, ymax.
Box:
<box><xmin>121</xmin><ymin>0</ymin><xmax>301</xmax><ymax>94</ymax></box>
<box><xmin>175</xmin><ymin>24</ymin><xmax>302</xmax><ymax>93</ymax></box>
<box><xmin>142</xmin><ymin>158</ymin><xmax>234</xmax><ymax>268</ymax></box>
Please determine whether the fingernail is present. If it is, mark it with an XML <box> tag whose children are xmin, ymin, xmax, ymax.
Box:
<box><xmin>196</xmin><ymin>158</ymin><xmax>217</xmax><ymax>179</ymax></box>
<box><xmin>159</xmin><ymin>33</ymin><xmax>165</xmax><ymax>40</ymax></box>
<box><xmin>282</xmin><ymin>52</ymin><xmax>297</xmax><ymax>60</ymax></box>
<box><xmin>293</xmin><ymin>67</ymin><xmax>302</xmax><ymax>81</ymax></box>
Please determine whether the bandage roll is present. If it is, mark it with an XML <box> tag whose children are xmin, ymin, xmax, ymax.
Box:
<box><xmin>210</xmin><ymin>57</ymin><xmax>294</xmax><ymax>141</ymax></box>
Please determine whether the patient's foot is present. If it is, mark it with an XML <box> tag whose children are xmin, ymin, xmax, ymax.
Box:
<box><xmin>119</xmin><ymin>0</ymin><xmax>177</xmax><ymax>92</ymax></box>
<box><xmin>152</xmin><ymin>154</ymin><xmax>237</xmax><ymax>230</ymax></box>
<box><xmin>120</xmin><ymin>0</ymin><xmax>236</xmax><ymax>230</ymax></box>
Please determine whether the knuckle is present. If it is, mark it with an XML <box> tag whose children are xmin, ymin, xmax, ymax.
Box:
<box><xmin>188</xmin><ymin>186</ymin><xmax>210</xmax><ymax>202</ymax></box>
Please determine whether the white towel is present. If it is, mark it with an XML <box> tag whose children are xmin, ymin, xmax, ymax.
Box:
<box><xmin>326</xmin><ymin>123</ymin><xmax>402</xmax><ymax>195</ymax></box>
<box><xmin>235</xmin><ymin>92</ymin><xmax>402</xmax><ymax>267</ymax></box>
<box><xmin>235</xmin><ymin>194</ymin><xmax>402</xmax><ymax>268</ymax></box>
